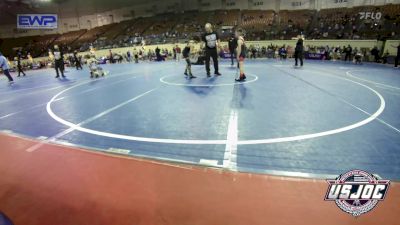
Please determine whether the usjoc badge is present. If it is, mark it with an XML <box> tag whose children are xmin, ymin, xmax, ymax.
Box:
<box><xmin>325</xmin><ymin>170</ymin><xmax>390</xmax><ymax>217</ymax></box>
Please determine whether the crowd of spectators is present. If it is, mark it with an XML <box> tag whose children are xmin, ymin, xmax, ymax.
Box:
<box><xmin>5</xmin><ymin>41</ymin><xmax>397</xmax><ymax>76</ymax></box>
<box><xmin>1</xmin><ymin>5</ymin><xmax>400</xmax><ymax>60</ymax></box>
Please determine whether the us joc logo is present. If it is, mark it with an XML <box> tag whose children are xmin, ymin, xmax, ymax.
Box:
<box><xmin>325</xmin><ymin>170</ymin><xmax>390</xmax><ymax>217</ymax></box>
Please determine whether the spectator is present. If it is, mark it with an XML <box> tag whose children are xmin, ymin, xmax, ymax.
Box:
<box><xmin>370</xmin><ymin>47</ymin><xmax>380</xmax><ymax>63</ymax></box>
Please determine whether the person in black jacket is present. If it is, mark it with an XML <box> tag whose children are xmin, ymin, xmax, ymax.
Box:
<box><xmin>370</xmin><ymin>47</ymin><xmax>380</xmax><ymax>63</ymax></box>
<box><xmin>155</xmin><ymin>46</ymin><xmax>163</xmax><ymax>61</ymax></box>
<box><xmin>344</xmin><ymin>45</ymin><xmax>352</xmax><ymax>62</ymax></box>
<box><xmin>294</xmin><ymin>37</ymin><xmax>304</xmax><ymax>67</ymax></box>
<box><xmin>16</xmin><ymin>51</ymin><xmax>26</xmax><ymax>77</ymax></box>
<box><xmin>228</xmin><ymin>33</ymin><xmax>237</xmax><ymax>66</ymax></box>
<box><xmin>391</xmin><ymin>43</ymin><xmax>400</xmax><ymax>67</ymax></box>
<box><xmin>73</xmin><ymin>50</ymin><xmax>82</xmax><ymax>70</ymax></box>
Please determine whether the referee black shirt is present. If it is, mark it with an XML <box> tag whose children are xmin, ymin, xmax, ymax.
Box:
<box><xmin>202</xmin><ymin>31</ymin><xmax>219</xmax><ymax>50</ymax></box>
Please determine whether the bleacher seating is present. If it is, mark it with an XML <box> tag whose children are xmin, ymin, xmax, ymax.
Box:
<box><xmin>53</xmin><ymin>30</ymin><xmax>87</xmax><ymax>46</ymax></box>
<box><xmin>1</xmin><ymin>4</ymin><xmax>400</xmax><ymax>58</ymax></box>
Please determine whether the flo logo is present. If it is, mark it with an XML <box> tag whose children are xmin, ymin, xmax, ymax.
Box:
<box><xmin>359</xmin><ymin>12</ymin><xmax>382</xmax><ymax>20</ymax></box>
<box><xmin>325</xmin><ymin>170</ymin><xmax>390</xmax><ymax>217</ymax></box>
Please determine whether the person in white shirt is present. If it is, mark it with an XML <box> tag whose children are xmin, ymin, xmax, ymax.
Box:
<box><xmin>0</xmin><ymin>52</ymin><xmax>14</xmax><ymax>84</ymax></box>
<box><xmin>175</xmin><ymin>45</ymin><xmax>182</xmax><ymax>62</ymax></box>
<box><xmin>87</xmin><ymin>54</ymin><xmax>106</xmax><ymax>78</ymax></box>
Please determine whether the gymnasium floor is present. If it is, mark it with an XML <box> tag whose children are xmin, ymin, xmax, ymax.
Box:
<box><xmin>0</xmin><ymin>59</ymin><xmax>399</xmax><ymax>180</ymax></box>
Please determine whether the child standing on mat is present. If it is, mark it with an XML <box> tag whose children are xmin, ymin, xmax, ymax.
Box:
<box><xmin>15</xmin><ymin>52</ymin><xmax>26</xmax><ymax>77</ymax></box>
<box><xmin>73</xmin><ymin>50</ymin><xmax>83</xmax><ymax>70</ymax></box>
<box><xmin>0</xmin><ymin>52</ymin><xmax>14</xmax><ymax>85</ymax></box>
<box><xmin>183</xmin><ymin>40</ymin><xmax>197</xmax><ymax>79</ymax></box>
<box><xmin>53</xmin><ymin>45</ymin><xmax>66</xmax><ymax>78</ymax></box>
<box><xmin>235</xmin><ymin>28</ymin><xmax>247</xmax><ymax>82</ymax></box>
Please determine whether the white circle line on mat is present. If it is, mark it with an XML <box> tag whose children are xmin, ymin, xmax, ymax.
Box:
<box><xmin>47</xmin><ymin>71</ymin><xmax>385</xmax><ymax>145</ymax></box>
<box><xmin>160</xmin><ymin>74</ymin><xmax>258</xmax><ymax>87</ymax></box>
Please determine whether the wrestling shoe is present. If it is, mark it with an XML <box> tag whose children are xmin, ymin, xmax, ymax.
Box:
<box><xmin>235</xmin><ymin>74</ymin><xmax>246</xmax><ymax>82</ymax></box>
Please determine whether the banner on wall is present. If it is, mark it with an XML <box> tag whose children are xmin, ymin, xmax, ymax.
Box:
<box><xmin>323</xmin><ymin>0</ymin><xmax>348</xmax><ymax>9</ymax></box>
<box><xmin>17</xmin><ymin>14</ymin><xmax>58</xmax><ymax>29</ymax></box>
<box><xmin>280</xmin><ymin>0</ymin><xmax>311</xmax><ymax>10</ymax></box>
<box><xmin>305</xmin><ymin>53</ymin><xmax>325</xmax><ymax>60</ymax></box>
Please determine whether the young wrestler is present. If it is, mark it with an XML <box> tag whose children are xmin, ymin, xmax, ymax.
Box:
<box><xmin>73</xmin><ymin>50</ymin><xmax>83</xmax><ymax>70</ymax></box>
<box><xmin>53</xmin><ymin>45</ymin><xmax>66</xmax><ymax>78</ymax></box>
<box><xmin>182</xmin><ymin>40</ymin><xmax>197</xmax><ymax>79</ymax></box>
<box><xmin>14</xmin><ymin>56</ymin><xmax>26</xmax><ymax>77</ymax></box>
<box><xmin>235</xmin><ymin>28</ymin><xmax>246</xmax><ymax>82</ymax></box>
<box><xmin>87</xmin><ymin>54</ymin><xmax>106</xmax><ymax>78</ymax></box>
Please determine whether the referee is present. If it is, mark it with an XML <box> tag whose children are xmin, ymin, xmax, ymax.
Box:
<box><xmin>202</xmin><ymin>23</ymin><xmax>221</xmax><ymax>77</ymax></box>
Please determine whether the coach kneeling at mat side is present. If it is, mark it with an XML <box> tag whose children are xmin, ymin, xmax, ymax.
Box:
<box><xmin>202</xmin><ymin>23</ymin><xmax>222</xmax><ymax>77</ymax></box>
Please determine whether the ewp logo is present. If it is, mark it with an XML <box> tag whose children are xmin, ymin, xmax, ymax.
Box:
<box><xmin>17</xmin><ymin>14</ymin><xmax>58</xmax><ymax>29</ymax></box>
